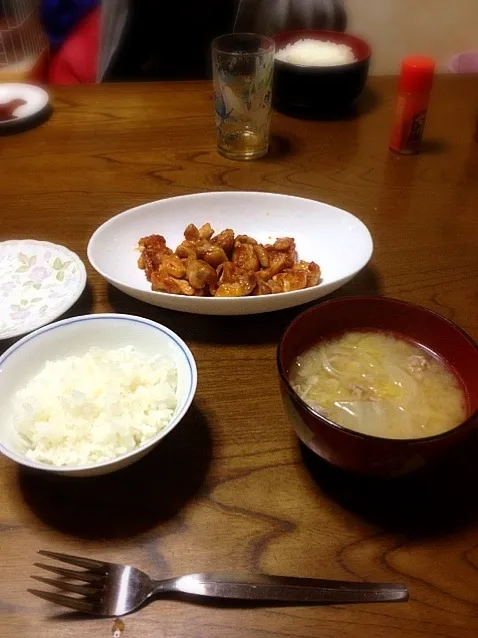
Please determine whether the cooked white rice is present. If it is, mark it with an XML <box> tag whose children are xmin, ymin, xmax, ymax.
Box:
<box><xmin>275</xmin><ymin>39</ymin><xmax>356</xmax><ymax>66</ymax></box>
<box><xmin>12</xmin><ymin>346</ymin><xmax>177</xmax><ymax>467</ymax></box>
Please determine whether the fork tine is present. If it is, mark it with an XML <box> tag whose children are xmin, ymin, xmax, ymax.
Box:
<box><xmin>34</xmin><ymin>563</ymin><xmax>103</xmax><ymax>583</ymax></box>
<box><xmin>38</xmin><ymin>550</ymin><xmax>106</xmax><ymax>572</ymax></box>
<box><xmin>31</xmin><ymin>575</ymin><xmax>102</xmax><ymax>597</ymax></box>
<box><xmin>28</xmin><ymin>588</ymin><xmax>97</xmax><ymax>614</ymax></box>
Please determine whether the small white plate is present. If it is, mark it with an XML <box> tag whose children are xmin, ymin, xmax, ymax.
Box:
<box><xmin>88</xmin><ymin>191</ymin><xmax>373</xmax><ymax>316</ymax></box>
<box><xmin>0</xmin><ymin>83</ymin><xmax>49</xmax><ymax>128</ymax></box>
<box><xmin>0</xmin><ymin>240</ymin><xmax>87</xmax><ymax>340</ymax></box>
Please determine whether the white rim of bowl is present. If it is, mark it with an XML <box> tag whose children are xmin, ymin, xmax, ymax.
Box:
<box><xmin>0</xmin><ymin>313</ymin><xmax>198</xmax><ymax>473</ymax></box>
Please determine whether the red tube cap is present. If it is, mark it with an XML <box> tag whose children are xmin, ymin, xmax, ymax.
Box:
<box><xmin>398</xmin><ymin>56</ymin><xmax>436</xmax><ymax>95</ymax></box>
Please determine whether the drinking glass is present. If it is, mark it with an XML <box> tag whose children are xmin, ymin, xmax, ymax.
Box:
<box><xmin>211</xmin><ymin>33</ymin><xmax>275</xmax><ymax>161</ymax></box>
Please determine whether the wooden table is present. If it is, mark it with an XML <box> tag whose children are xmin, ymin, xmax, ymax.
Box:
<box><xmin>1</xmin><ymin>76</ymin><xmax>478</xmax><ymax>638</ymax></box>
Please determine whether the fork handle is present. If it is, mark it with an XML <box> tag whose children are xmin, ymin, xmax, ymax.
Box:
<box><xmin>153</xmin><ymin>573</ymin><xmax>409</xmax><ymax>605</ymax></box>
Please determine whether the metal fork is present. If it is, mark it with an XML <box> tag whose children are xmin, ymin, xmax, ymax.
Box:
<box><xmin>29</xmin><ymin>550</ymin><xmax>409</xmax><ymax>617</ymax></box>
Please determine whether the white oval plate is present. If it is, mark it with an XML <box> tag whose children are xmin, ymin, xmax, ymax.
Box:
<box><xmin>0</xmin><ymin>240</ymin><xmax>87</xmax><ymax>340</ymax></box>
<box><xmin>0</xmin><ymin>83</ymin><xmax>49</xmax><ymax>128</ymax></box>
<box><xmin>87</xmin><ymin>192</ymin><xmax>373</xmax><ymax>316</ymax></box>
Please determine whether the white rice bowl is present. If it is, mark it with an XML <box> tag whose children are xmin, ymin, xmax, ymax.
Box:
<box><xmin>275</xmin><ymin>39</ymin><xmax>356</xmax><ymax>67</ymax></box>
<box><xmin>0</xmin><ymin>314</ymin><xmax>197</xmax><ymax>477</ymax></box>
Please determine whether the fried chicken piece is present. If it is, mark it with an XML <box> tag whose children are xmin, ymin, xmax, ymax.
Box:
<box><xmin>217</xmin><ymin>261</ymin><xmax>237</xmax><ymax>284</ymax></box>
<box><xmin>184</xmin><ymin>223</ymin><xmax>214</xmax><ymax>243</ymax></box>
<box><xmin>180</xmin><ymin>241</ymin><xmax>226</xmax><ymax>270</ymax></box>
<box><xmin>151</xmin><ymin>271</ymin><xmax>195</xmax><ymax>295</ymax></box>
<box><xmin>176</xmin><ymin>238</ymin><xmax>217</xmax><ymax>260</ymax></box>
<box><xmin>194</xmin><ymin>240</ymin><xmax>214</xmax><ymax>259</ymax></box>
<box><xmin>232</xmin><ymin>241</ymin><xmax>260</xmax><ymax>272</ymax></box>
<box><xmin>147</xmin><ymin>251</ymin><xmax>193</xmax><ymax>295</ymax></box>
<box><xmin>235</xmin><ymin>234</ymin><xmax>257</xmax><ymax>245</ymax></box>
<box><xmin>171</xmin><ymin>278</ymin><xmax>196</xmax><ymax>295</ymax></box>
<box><xmin>138</xmin><ymin>234</ymin><xmax>168</xmax><ymax>255</ymax></box>
<box><xmin>138</xmin><ymin>234</ymin><xmax>173</xmax><ymax>280</ymax></box>
<box><xmin>265</xmin><ymin>237</ymin><xmax>296</xmax><ymax>269</ymax></box>
<box><xmin>175</xmin><ymin>240</ymin><xmax>198</xmax><ymax>259</ymax></box>
<box><xmin>185</xmin><ymin>257</ymin><xmax>217</xmax><ymax>291</ymax></box>
<box><xmin>267</xmin><ymin>279</ymin><xmax>283</xmax><ymax>294</ymax></box>
<box><xmin>253</xmin><ymin>244</ymin><xmax>269</xmax><ymax>268</ymax></box>
<box><xmin>184</xmin><ymin>224</ymin><xmax>200</xmax><ymax>242</ymax></box>
<box><xmin>270</xmin><ymin>269</ymin><xmax>307</xmax><ymax>292</ymax></box>
<box><xmin>267</xmin><ymin>260</ymin><xmax>321</xmax><ymax>293</ymax></box>
<box><xmin>215</xmin><ymin>281</ymin><xmax>255</xmax><ymax>297</ymax></box>
<box><xmin>255</xmin><ymin>251</ymin><xmax>288</xmax><ymax>281</ymax></box>
<box><xmin>199</xmin><ymin>223</ymin><xmax>214</xmax><ymax>240</ymax></box>
<box><xmin>202</xmin><ymin>246</ymin><xmax>228</xmax><ymax>269</ymax></box>
<box><xmin>267</xmin><ymin>237</ymin><xmax>295</xmax><ymax>252</ymax></box>
<box><xmin>215</xmin><ymin>262</ymin><xmax>257</xmax><ymax>297</ymax></box>
<box><xmin>161</xmin><ymin>254</ymin><xmax>186</xmax><ymax>279</ymax></box>
<box><xmin>306</xmin><ymin>261</ymin><xmax>321</xmax><ymax>287</ymax></box>
<box><xmin>211</xmin><ymin>229</ymin><xmax>234</xmax><ymax>257</ymax></box>
<box><xmin>290</xmin><ymin>260</ymin><xmax>321</xmax><ymax>287</ymax></box>
<box><xmin>266</xmin><ymin>260</ymin><xmax>320</xmax><ymax>293</ymax></box>
<box><xmin>254</xmin><ymin>280</ymin><xmax>272</xmax><ymax>295</ymax></box>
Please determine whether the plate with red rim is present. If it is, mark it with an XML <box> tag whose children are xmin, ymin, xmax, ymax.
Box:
<box><xmin>87</xmin><ymin>191</ymin><xmax>373</xmax><ymax>316</ymax></box>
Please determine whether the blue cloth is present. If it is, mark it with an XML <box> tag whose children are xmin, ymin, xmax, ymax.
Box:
<box><xmin>41</xmin><ymin>0</ymin><xmax>100</xmax><ymax>49</ymax></box>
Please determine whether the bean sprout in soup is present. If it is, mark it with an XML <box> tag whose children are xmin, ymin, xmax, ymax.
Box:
<box><xmin>289</xmin><ymin>331</ymin><xmax>467</xmax><ymax>440</ymax></box>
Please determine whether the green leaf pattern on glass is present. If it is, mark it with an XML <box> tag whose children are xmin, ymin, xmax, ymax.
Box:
<box><xmin>215</xmin><ymin>46</ymin><xmax>274</xmax><ymax>132</ymax></box>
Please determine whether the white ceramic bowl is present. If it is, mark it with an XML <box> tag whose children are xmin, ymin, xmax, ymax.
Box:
<box><xmin>87</xmin><ymin>192</ymin><xmax>373</xmax><ymax>315</ymax></box>
<box><xmin>0</xmin><ymin>314</ymin><xmax>197</xmax><ymax>477</ymax></box>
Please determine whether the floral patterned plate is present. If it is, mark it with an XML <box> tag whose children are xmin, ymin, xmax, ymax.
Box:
<box><xmin>0</xmin><ymin>240</ymin><xmax>87</xmax><ymax>340</ymax></box>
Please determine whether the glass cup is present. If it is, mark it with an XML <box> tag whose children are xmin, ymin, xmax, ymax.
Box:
<box><xmin>211</xmin><ymin>33</ymin><xmax>275</xmax><ymax>161</ymax></box>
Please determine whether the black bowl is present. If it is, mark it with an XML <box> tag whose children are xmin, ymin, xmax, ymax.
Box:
<box><xmin>273</xmin><ymin>30</ymin><xmax>372</xmax><ymax>117</ymax></box>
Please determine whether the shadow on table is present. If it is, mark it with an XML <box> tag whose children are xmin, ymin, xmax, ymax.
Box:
<box><xmin>275</xmin><ymin>87</ymin><xmax>381</xmax><ymax>121</ymax></box>
<box><xmin>267</xmin><ymin>134</ymin><xmax>293</xmax><ymax>160</ymax></box>
<box><xmin>329</xmin><ymin>265</ymin><xmax>382</xmax><ymax>300</ymax></box>
<box><xmin>301</xmin><ymin>431</ymin><xmax>478</xmax><ymax>538</ymax></box>
<box><xmin>106</xmin><ymin>265</ymin><xmax>382</xmax><ymax>346</ymax></box>
<box><xmin>19</xmin><ymin>403</ymin><xmax>212</xmax><ymax>539</ymax></box>
<box><xmin>47</xmin><ymin>589</ymin><xmax>357</xmax><ymax>624</ymax></box>
<box><xmin>419</xmin><ymin>139</ymin><xmax>451</xmax><ymax>155</ymax></box>
<box><xmin>0</xmin><ymin>104</ymin><xmax>53</xmax><ymax>137</ymax></box>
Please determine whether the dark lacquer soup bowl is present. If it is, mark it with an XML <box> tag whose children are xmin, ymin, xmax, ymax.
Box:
<box><xmin>272</xmin><ymin>30</ymin><xmax>372</xmax><ymax>115</ymax></box>
<box><xmin>277</xmin><ymin>297</ymin><xmax>478</xmax><ymax>477</ymax></box>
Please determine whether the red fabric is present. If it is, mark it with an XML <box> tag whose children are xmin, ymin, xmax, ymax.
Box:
<box><xmin>48</xmin><ymin>6</ymin><xmax>100</xmax><ymax>85</ymax></box>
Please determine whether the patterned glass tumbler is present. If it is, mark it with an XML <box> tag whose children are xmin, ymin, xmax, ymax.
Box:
<box><xmin>212</xmin><ymin>33</ymin><xmax>274</xmax><ymax>161</ymax></box>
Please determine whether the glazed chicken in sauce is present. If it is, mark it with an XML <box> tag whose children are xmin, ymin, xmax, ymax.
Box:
<box><xmin>138</xmin><ymin>223</ymin><xmax>321</xmax><ymax>297</ymax></box>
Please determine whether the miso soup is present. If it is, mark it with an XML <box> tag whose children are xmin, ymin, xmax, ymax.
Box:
<box><xmin>289</xmin><ymin>331</ymin><xmax>467</xmax><ymax>439</ymax></box>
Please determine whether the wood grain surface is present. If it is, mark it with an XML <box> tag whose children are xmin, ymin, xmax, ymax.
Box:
<box><xmin>1</xmin><ymin>76</ymin><xmax>478</xmax><ymax>638</ymax></box>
